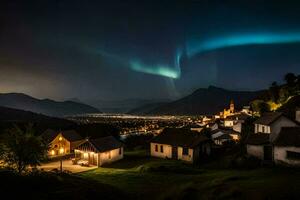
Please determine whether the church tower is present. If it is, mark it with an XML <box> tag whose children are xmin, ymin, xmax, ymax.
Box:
<box><xmin>230</xmin><ymin>100</ymin><xmax>234</xmax><ymax>113</ymax></box>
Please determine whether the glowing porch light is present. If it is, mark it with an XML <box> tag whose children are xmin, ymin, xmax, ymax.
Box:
<box><xmin>59</xmin><ymin>136</ymin><xmax>63</xmax><ymax>141</ymax></box>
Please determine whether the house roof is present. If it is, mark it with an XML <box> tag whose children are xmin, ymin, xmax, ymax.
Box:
<box><xmin>151</xmin><ymin>128</ymin><xmax>210</xmax><ymax>148</ymax></box>
<box><xmin>84</xmin><ymin>136</ymin><xmax>123</xmax><ymax>152</ymax></box>
<box><xmin>226</xmin><ymin>113</ymin><xmax>250</xmax><ymax>121</ymax></box>
<box><xmin>254</xmin><ymin>112</ymin><xmax>284</xmax><ymax>125</ymax></box>
<box><xmin>246</xmin><ymin>133</ymin><xmax>270</xmax><ymax>145</ymax></box>
<box><xmin>273</xmin><ymin>127</ymin><xmax>300</xmax><ymax>147</ymax></box>
<box><xmin>42</xmin><ymin>129</ymin><xmax>82</xmax><ymax>142</ymax></box>
<box><xmin>211</xmin><ymin>128</ymin><xmax>231</xmax><ymax>135</ymax></box>
<box><xmin>213</xmin><ymin>133</ymin><xmax>232</xmax><ymax>140</ymax></box>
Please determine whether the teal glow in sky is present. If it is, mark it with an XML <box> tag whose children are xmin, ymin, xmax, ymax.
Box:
<box><xmin>186</xmin><ymin>32</ymin><xmax>300</xmax><ymax>57</ymax></box>
<box><xmin>130</xmin><ymin>60</ymin><xmax>180</xmax><ymax>79</ymax></box>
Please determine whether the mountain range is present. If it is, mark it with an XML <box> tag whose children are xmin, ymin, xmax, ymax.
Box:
<box><xmin>86</xmin><ymin>98</ymin><xmax>171</xmax><ymax>113</ymax></box>
<box><xmin>129</xmin><ymin>86</ymin><xmax>265</xmax><ymax>115</ymax></box>
<box><xmin>0</xmin><ymin>93</ymin><xmax>100</xmax><ymax>117</ymax></box>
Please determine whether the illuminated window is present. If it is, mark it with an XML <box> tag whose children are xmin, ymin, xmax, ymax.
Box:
<box><xmin>51</xmin><ymin>150</ymin><xmax>55</xmax><ymax>156</ymax></box>
<box><xmin>155</xmin><ymin>145</ymin><xmax>158</xmax><ymax>152</ymax></box>
<box><xmin>59</xmin><ymin>148</ymin><xmax>64</xmax><ymax>154</ymax></box>
<box><xmin>160</xmin><ymin>145</ymin><xmax>163</xmax><ymax>153</ymax></box>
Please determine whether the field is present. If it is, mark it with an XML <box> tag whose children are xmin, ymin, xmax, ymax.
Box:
<box><xmin>80</xmin><ymin>150</ymin><xmax>300</xmax><ymax>200</ymax></box>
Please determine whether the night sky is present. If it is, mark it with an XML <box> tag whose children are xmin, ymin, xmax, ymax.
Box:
<box><xmin>1</xmin><ymin>0</ymin><xmax>300</xmax><ymax>102</ymax></box>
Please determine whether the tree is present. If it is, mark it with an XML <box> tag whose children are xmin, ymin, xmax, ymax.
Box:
<box><xmin>250</xmin><ymin>100</ymin><xmax>270</xmax><ymax>115</ymax></box>
<box><xmin>284</xmin><ymin>73</ymin><xmax>297</xmax><ymax>86</ymax></box>
<box><xmin>0</xmin><ymin>124</ymin><xmax>48</xmax><ymax>173</ymax></box>
<box><xmin>269</xmin><ymin>81</ymin><xmax>280</xmax><ymax>103</ymax></box>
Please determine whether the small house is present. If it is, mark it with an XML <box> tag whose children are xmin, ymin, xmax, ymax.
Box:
<box><xmin>211</xmin><ymin>129</ymin><xmax>232</xmax><ymax>145</ymax></box>
<box><xmin>150</xmin><ymin>128</ymin><xmax>211</xmax><ymax>163</ymax></box>
<box><xmin>74</xmin><ymin>136</ymin><xmax>124</xmax><ymax>167</ymax></box>
<box><xmin>42</xmin><ymin>129</ymin><xmax>84</xmax><ymax>156</ymax></box>
<box><xmin>253</xmin><ymin>112</ymin><xmax>298</xmax><ymax>141</ymax></box>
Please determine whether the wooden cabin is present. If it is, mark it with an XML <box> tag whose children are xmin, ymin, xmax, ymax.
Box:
<box><xmin>42</xmin><ymin>129</ymin><xmax>84</xmax><ymax>156</ymax></box>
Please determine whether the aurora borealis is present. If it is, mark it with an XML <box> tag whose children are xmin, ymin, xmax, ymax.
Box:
<box><xmin>1</xmin><ymin>0</ymin><xmax>300</xmax><ymax>101</ymax></box>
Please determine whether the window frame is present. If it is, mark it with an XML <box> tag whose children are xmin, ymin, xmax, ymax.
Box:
<box><xmin>182</xmin><ymin>147</ymin><xmax>189</xmax><ymax>156</ymax></box>
<box><xmin>160</xmin><ymin>145</ymin><xmax>163</xmax><ymax>153</ymax></box>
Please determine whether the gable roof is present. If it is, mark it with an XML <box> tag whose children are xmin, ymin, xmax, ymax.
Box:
<box><xmin>246</xmin><ymin>133</ymin><xmax>270</xmax><ymax>145</ymax></box>
<box><xmin>151</xmin><ymin>128</ymin><xmax>210</xmax><ymax>148</ymax></box>
<box><xmin>273</xmin><ymin>127</ymin><xmax>300</xmax><ymax>147</ymax></box>
<box><xmin>254</xmin><ymin>112</ymin><xmax>284</xmax><ymax>125</ymax></box>
<box><xmin>41</xmin><ymin>129</ymin><xmax>82</xmax><ymax>142</ymax></box>
<box><xmin>76</xmin><ymin>136</ymin><xmax>123</xmax><ymax>153</ymax></box>
<box><xmin>211</xmin><ymin>129</ymin><xmax>231</xmax><ymax>135</ymax></box>
<box><xmin>60</xmin><ymin>130</ymin><xmax>82</xmax><ymax>142</ymax></box>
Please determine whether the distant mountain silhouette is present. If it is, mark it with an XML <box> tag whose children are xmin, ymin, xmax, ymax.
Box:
<box><xmin>137</xmin><ymin>86</ymin><xmax>264</xmax><ymax>115</ymax></box>
<box><xmin>88</xmin><ymin>98</ymin><xmax>171</xmax><ymax>113</ymax></box>
<box><xmin>128</xmin><ymin>102</ymin><xmax>168</xmax><ymax>115</ymax></box>
<box><xmin>0</xmin><ymin>93</ymin><xmax>100</xmax><ymax>117</ymax></box>
<box><xmin>0</xmin><ymin>106</ymin><xmax>75</xmax><ymax>133</ymax></box>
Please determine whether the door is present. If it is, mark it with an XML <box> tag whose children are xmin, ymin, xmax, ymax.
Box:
<box><xmin>264</xmin><ymin>146</ymin><xmax>273</xmax><ymax>161</ymax></box>
<box><xmin>172</xmin><ymin>146</ymin><xmax>178</xmax><ymax>159</ymax></box>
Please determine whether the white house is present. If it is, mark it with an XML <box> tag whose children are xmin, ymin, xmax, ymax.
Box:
<box><xmin>74</xmin><ymin>136</ymin><xmax>124</xmax><ymax>167</ymax></box>
<box><xmin>246</xmin><ymin>134</ymin><xmax>271</xmax><ymax>160</ymax></box>
<box><xmin>273</xmin><ymin>127</ymin><xmax>300</xmax><ymax>166</ymax></box>
<box><xmin>211</xmin><ymin>129</ymin><xmax>232</xmax><ymax>145</ymax></box>
<box><xmin>246</xmin><ymin>111</ymin><xmax>300</xmax><ymax>165</ymax></box>
<box><xmin>253</xmin><ymin>112</ymin><xmax>298</xmax><ymax>141</ymax></box>
<box><xmin>150</xmin><ymin>128</ymin><xmax>211</xmax><ymax>163</ymax></box>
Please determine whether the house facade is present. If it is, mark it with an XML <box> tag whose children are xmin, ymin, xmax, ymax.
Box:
<box><xmin>42</xmin><ymin>129</ymin><xmax>84</xmax><ymax>157</ymax></box>
<box><xmin>74</xmin><ymin>136</ymin><xmax>123</xmax><ymax>167</ymax></box>
<box><xmin>273</xmin><ymin>127</ymin><xmax>300</xmax><ymax>166</ymax></box>
<box><xmin>150</xmin><ymin>128</ymin><xmax>211</xmax><ymax>163</ymax></box>
<box><xmin>253</xmin><ymin>112</ymin><xmax>298</xmax><ymax>141</ymax></box>
<box><xmin>246</xmin><ymin>112</ymin><xmax>300</xmax><ymax>165</ymax></box>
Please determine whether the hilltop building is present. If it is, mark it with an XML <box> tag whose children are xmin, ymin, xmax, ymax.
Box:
<box><xmin>220</xmin><ymin>100</ymin><xmax>235</xmax><ymax>119</ymax></box>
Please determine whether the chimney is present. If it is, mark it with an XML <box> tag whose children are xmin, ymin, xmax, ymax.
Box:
<box><xmin>296</xmin><ymin>108</ymin><xmax>300</xmax><ymax>123</ymax></box>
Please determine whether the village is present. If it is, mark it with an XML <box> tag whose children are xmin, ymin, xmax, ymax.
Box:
<box><xmin>36</xmin><ymin>100</ymin><xmax>300</xmax><ymax>172</ymax></box>
<box><xmin>2</xmin><ymin>1</ymin><xmax>300</xmax><ymax>199</ymax></box>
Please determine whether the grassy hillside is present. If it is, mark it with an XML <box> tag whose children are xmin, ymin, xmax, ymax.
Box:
<box><xmin>80</xmin><ymin>150</ymin><xmax>300</xmax><ymax>200</ymax></box>
<box><xmin>0</xmin><ymin>170</ymin><xmax>127</xmax><ymax>200</ymax></box>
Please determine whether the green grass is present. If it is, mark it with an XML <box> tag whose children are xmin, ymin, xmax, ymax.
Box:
<box><xmin>79</xmin><ymin>150</ymin><xmax>300</xmax><ymax>200</ymax></box>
